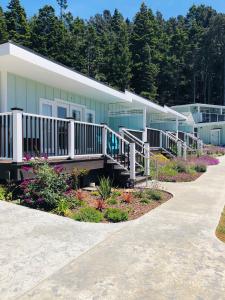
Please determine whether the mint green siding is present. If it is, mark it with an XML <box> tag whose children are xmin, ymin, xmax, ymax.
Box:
<box><xmin>149</xmin><ymin>122</ymin><xmax>176</xmax><ymax>132</ymax></box>
<box><xmin>109</xmin><ymin>115</ymin><xmax>144</xmax><ymax>132</ymax></box>
<box><xmin>7</xmin><ymin>73</ymin><xmax>108</xmax><ymax>124</ymax></box>
<box><xmin>197</xmin><ymin>124</ymin><xmax>225</xmax><ymax>145</ymax></box>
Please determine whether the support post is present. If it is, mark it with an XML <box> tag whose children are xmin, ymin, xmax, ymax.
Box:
<box><xmin>160</xmin><ymin>131</ymin><xmax>162</xmax><ymax>148</ymax></box>
<box><xmin>197</xmin><ymin>139</ymin><xmax>203</xmax><ymax>155</ymax></box>
<box><xmin>130</xmin><ymin>142</ymin><xmax>136</xmax><ymax>182</ymax></box>
<box><xmin>119</xmin><ymin>126</ymin><xmax>125</xmax><ymax>155</ymax></box>
<box><xmin>183</xmin><ymin>142</ymin><xmax>187</xmax><ymax>160</ymax></box>
<box><xmin>102</xmin><ymin>125</ymin><xmax>107</xmax><ymax>155</ymax></box>
<box><xmin>68</xmin><ymin>119</ymin><xmax>75</xmax><ymax>159</ymax></box>
<box><xmin>176</xmin><ymin>117</ymin><xmax>179</xmax><ymax>139</ymax></box>
<box><xmin>12</xmin><ymin>108</ymin><xmax>23</xmax><ymax>163</ymax></box>
<box><xmin>177</xmin><ymin>140</ymin><xmax>182</xmax><ymax>158</ymax></box>
<box><xmin>142</xmin><ymin>127</ymin><xmax>147</xmax><ymax>143</ymax></box>
<box><xmin>144</xmin><ymin>142</ymin><xmax>150</xmax><ymax>176</ymax></box>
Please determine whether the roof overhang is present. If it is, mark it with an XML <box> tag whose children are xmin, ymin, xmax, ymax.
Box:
<box><xmin>0</xmin><ymin>42</ymin><xmax>131</xmax><ymax>104</ymax></box>
<box><xmin>125</xmin><ymin>91</ymin><xmax>167</xmax><ymax>114</ymax></box>
<box><xmin>164</xmin><ymin>105</ymin><xmax>187</xmax><ymax>121</ymax></box>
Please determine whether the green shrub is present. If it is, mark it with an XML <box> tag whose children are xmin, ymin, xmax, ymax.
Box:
<box><xmin>73</xmin><ymin>207</ymin><xmax>103</xmax><ymax>223</ymax></box>
<box><xmin>159</xmin><ymin>164</ymin><xmax>178</xmax><ymax>177</ymax></box>
<box><xmin>146</xmin><ymin>189</ymin><xmax>162</xmax><ymax>201</ymax></box>
<box><xmin>54</xmin><ymin>198</ymin><xmax>70</xmax><ymax>216</ymax></box>
<box><xmin>0</xmin><ymin>185</ymin><xmax>6</xmax><ymax>200</ymax></box>
<box><xmin>107</xmin><ymin>196</ymin><xmax>117</xmax><ymax>205</ymax></box>
<box><xmin>133</xmin><ymin>189</ymin><xmax>145</xmax><ymax>198</ymax></box>
<box><xmin>90</xmin><ymin>191</ymin><xmax>99</xmax><ymax>197</ymax></box>
<box><xmin>20</xmin><ymin>159</ymin><xmax>69</xmax><ymax>210</ymax></box>
<box><xmin>104</xmin><ymin>208</ymin><xmax>128</xmax><ymax>223</ymax></box>
<box><xmin>97</xmin><ymin>177</ymin><xmax>112</xmax><ymax>200</ymax></box>
<box><xmin>140</xmin><ymin>198</ymin><xmax>151</xmax><ymax>205</ymax></box>
<box><xmin>174</xmin><ymin>162</ymin><xmax>187</xmax><ymax>173</ymax></box>
<box><xmin>111</xmin><ymin>190</ymin><xmax>121</xmax><ymax>197</ymax></box>
<box><xmin>194</xmin><ymin>164</ymin><xmax>207</xmax><ymax>173</ymax></box>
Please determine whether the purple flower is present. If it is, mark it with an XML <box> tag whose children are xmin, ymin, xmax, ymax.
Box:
<box><xmin>24</xmin><ymin>153</ymin><xmax>32</xmax><ymax>161</ymax></box>
<box><xmin>37</xmin><ymin>198</ymin><xmax>44</xmax><ymax>204</ymax></box>
<box><xmin>24</xmin><ymin>198</ymin><xmax>33</xmax><ymax>205</ymax></box>
<box><xmin>54</xmin><ymin>165</ymin><xmax>64</xmax><ymax>173</ymax></box>
<box><xmin>21</xmin><ymin>165</ymin><xmax>33</xmax><ymax>172</ymax></box>
<box><xmin>42</xmin><ymin>153</ymin><xmax>48</xmax><ymax>160</ymax></box>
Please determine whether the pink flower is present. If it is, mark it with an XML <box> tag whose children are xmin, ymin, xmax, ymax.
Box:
<box><xmin>21</xmin><ymin>165</ymin><xmax>33</xmax><ymax>172</ymax></box>
<box><xmin>24</xmin><ymin>153</ymin><xmax>32</xmax><ymax>161</ymax></box>
<box><xmin>54</xmin><ymin>165</ymin><xmax>64</xmax><ymax>173</ymax></box>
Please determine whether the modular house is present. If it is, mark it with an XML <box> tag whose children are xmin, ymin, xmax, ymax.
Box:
<box><xmin>172</xmin><ymin>103</ymin><xmax>225</xmax><ymax>146</ymax></box>
<box><xmin>0</xmin><ymin>42</ymin><xmax>199</xmax><ymax>185</ymax></box>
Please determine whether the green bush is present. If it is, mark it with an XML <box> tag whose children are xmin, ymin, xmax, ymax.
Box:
<box><xmin>107</xmin><ymin>196</ymin><xmax>117</xmax><ymax>205</ymax></box>
<box><xmin>111</xmin><ymin>190</ymin><xmax>121</xmax><ymax>197</ymax></box>
<box><xmin>54</xmin><ymin>198</ymin><xmax>70</xmax><ymax>216</ymax></box>
<box><xmin>174</xmin><ymin>161</ymin><xmax>187</xmax><ymax>173</ymax></box>
<box><xmin>140</xmin><ymin>198</ymin><xmax>151</xmax><ymax>205</ymax></box>
<box><xmin>146</xmin><ymin>189</ymin><xmax>162</xmax><ymax>201</ymax></box>
<box><xmin>104</xmin><ymin>208</ymin><xmax>128</xmax><ymax>223</ymax></box>
<box><xmin>97</xmin><ymin>177</ymin><xmax>112</xmax><ymax>200</ymax></box>
<box><xmin>73</xmin><ymin>207</ymin><xmax>103</xmax><ymax>223</ymax></box>
<box><xmin>194</xmin><ymin>164</ymin><xmax>207</xmax><ymax>173</ymax></box>
<box><xmin>133</xmin><ymin>189</ymin><xmax>145</xmax><ymax>198</ymax></box>
<box><xmin>159</xmin><ymin>164</ymin><xmax>178</xmax><ymax>177</ymax></box>
<box><xmin>20</xmin><ymin>159</ymin><xmax>69</xmax><ymax>210</ymax></box>
<box><xmin>0</xmin><ymin>185</ymin><xmax>6</xmax><ymax>200</ymax></box>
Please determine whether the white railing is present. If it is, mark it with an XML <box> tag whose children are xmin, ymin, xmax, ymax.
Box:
<box><xmin>170</xmin><ymin>130</ymin><xmax>203</xmax><ymax>153</ymax></box>
<box><xmin>8</xmin><ymin>110</ymin><xmax>148</xmax><ymax>182</ymax></box>
<box><xmin>0</xmin><ymin>112</ymin><xmax>13</xmax><ymax>159</ymax></box>
<box><xmin>22</xmin><ymin>113</ymin><xmax>104</xmax><ymax>159</ymax></box>
<box><xmin>146</xmin><ymin>127</ymin><xmax>186</xmax><ymax>158</ymax></box>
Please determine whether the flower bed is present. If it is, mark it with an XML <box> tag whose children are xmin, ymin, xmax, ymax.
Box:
<box><xmin>204</xmin><ymin>145</ymin><xmax>225</xmax><ymax>157</ymax></box>
<box><xmin>0</xmin><ymin>157</ymin><xmax>172</xmax><ymax>223</ymax></box>
<box><xmin>151</xmin><ymin>154</ymin><xmax>219</xmax><ymax>182</ymax></box>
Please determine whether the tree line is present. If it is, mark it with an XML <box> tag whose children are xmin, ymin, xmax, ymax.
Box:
<box><xmin>0</xmin><ymin>0</ymin><xmax>225</xmax><ymax>106</ymax></box>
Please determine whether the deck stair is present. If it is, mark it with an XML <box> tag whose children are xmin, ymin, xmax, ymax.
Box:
<box><xmin>104</xmin><ymin>125</ymin><xmax>146</xmax><ymax>187</ymax></box>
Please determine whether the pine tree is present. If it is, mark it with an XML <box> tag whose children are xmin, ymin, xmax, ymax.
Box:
<box><xmin>0</xmin><ymin>6</ymin><xmax>8</xmax><ymax>43</ymax></box>
<box><xmin>130</xmin><ymin>3</ymin><xmax>159</xmax><ymax>100</ymax></box>
<box><xmin>5</xmin><ymin>0</ymin><xmax>30</xmax><ymax>45</ymax></box>
<box><xmin>57</xmin><ymin>0</ymin><xmax>68</xmax><ymax>20</ymax></box>
<box><xmin>30</xmin><ymin>5</ymin><xmax>70</xmax><ymax>64</ymax></box>
<box><xmin>109</xmin><ymin>9</ymin><xmax>131</xmax><ymax>90</ymax></box>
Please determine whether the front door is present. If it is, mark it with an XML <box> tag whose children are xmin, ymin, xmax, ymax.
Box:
<box><xmin>211</xmin><ymin>129</ymin><xmax>221</xmax><ymax>146</ymax></box>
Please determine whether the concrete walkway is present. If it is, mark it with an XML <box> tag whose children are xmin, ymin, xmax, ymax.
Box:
<box><xmin>1</xmin><ymin>157</ymin><xmax>225</xmax><ymax>300</ymax></box>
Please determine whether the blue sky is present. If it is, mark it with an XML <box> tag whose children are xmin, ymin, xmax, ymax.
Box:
<box><xmin>1</xmin><ymin>0</ymin><xmax>225</xmax><ymax>20</ymax></box>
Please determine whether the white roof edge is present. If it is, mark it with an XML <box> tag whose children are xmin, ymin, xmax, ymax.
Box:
<box><xmin>125</xmin><ymin>90</ymin><xmax>167</xmax><ymax>113</ymax></box>
<box><xmin>164</xmin><ymin>105</ymin><xmax>188</xmax><ymax>120</ymax></box>
<box><xmin>172</xmin><ymin>103</ymin><xmax>225</xmax><ymax>109</ymax></box>
<box><xmin>0</xmin><ymin>42</ymin><xmax>132</xmax><ymax>103</ymax></box>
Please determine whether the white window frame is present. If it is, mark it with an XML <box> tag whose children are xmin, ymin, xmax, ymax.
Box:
<box><xmin>70</xmin><ymin>104</ymin><xmax>85</xmax><ymax>121</ymax></box>
<box><xmin>85</xmin><ymin>109</ymin><xmax>96</xmax><ymax>123</ymax></box>
<box><xmin>55</xmin><ymin>101</ymin><xmax>69</xmax><ymax>118</ymax></box>
<box><xmin>40</xmin><ymin>98</ymin><xmax>55</xmax><ymax>116</ymax></box>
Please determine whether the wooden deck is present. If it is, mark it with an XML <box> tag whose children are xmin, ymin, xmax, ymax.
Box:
<box><xmin>0</xmin><ymin>155</ymin><xmax>105</xmax><ymax>182</ymax></box>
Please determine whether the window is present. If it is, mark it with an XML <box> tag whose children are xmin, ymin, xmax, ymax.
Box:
<box><xmin>40</xmin><ymin>99</ymin><xmax>54</xmax><ymax>117</ymax></box>
<box><xmin>72</xmin><ymin>109</ymin><xmax>81</xmax><ymax>121</ymax></box>
<box><xmin>42</xmin><ymin>104</ymin><xmax>53</xmax><ymax>116</ymax></box>
<box><xmin>85</xmin><ymin>109</ymin><xmax>95</xmax><ymax>123</ymax></box>
<box><xmin>70</xmin><ymin>104</ymin><xmax>84</xmax><ymax>121</ymax></box>
<box><xmin>57</xmin><ymin>106</ymin><xmax>67</xmax><ymax>118</ymax></box>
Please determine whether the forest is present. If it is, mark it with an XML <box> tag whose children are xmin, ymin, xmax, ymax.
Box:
<box><xmin>0</xmin><ymin>0</ymin><xmax>225</xmax><ymax>106</ymax></box>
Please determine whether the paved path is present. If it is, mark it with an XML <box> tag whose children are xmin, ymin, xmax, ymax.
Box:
<box><xmin>0</xmin><ymin>202</ymin><xmax>124</xmax><ymax>300</ymax></box>
<box><xmin>1</xmin><ymin>157</ymin><xmax>225</xmax><ymax>300</ymax></box>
